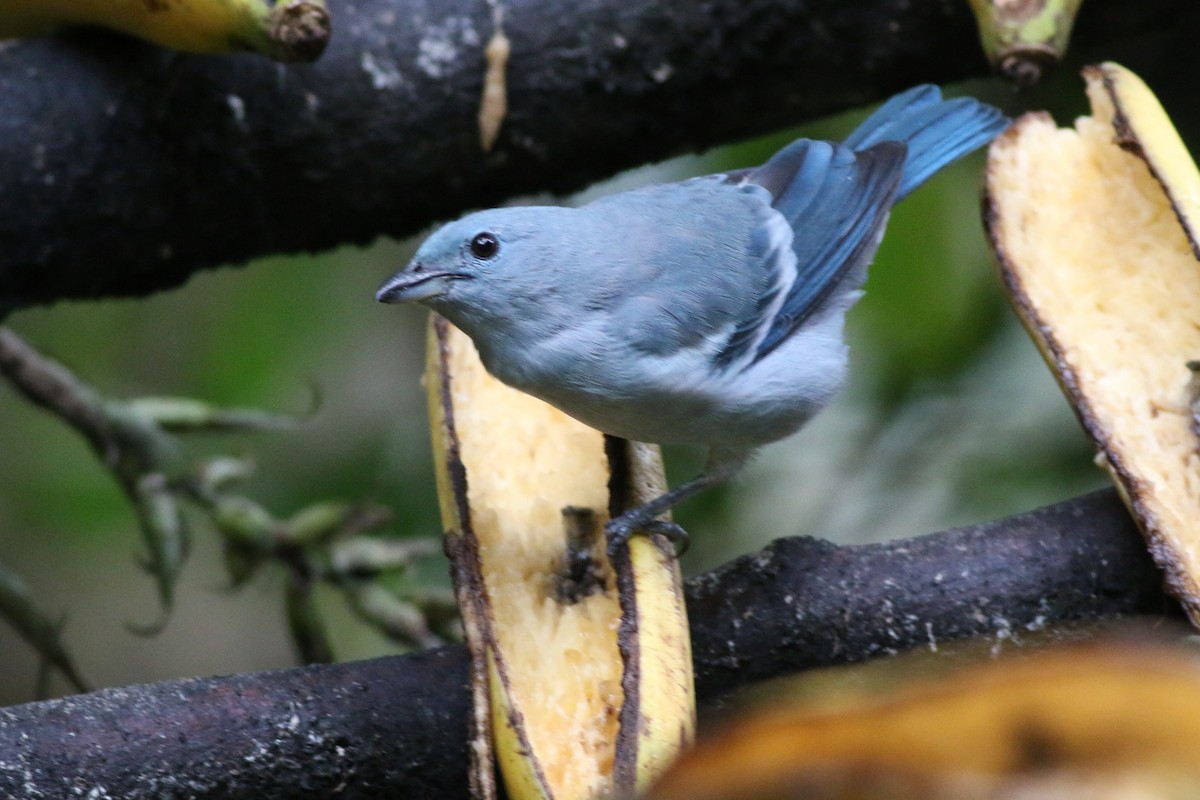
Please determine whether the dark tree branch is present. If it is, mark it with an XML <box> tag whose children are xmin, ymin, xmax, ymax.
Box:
<box><xmin>0</xmin><ymin>489</ymin><xmax>1177</xmax><ymax>799</ymax></box>
<box><xmin>0</xmin><ymin>0</ymin><xmax>1191</xmax><ymax>309</ymax></box>
<box><xmin>688</xmin><ymin>489</ymin><xmax>1178</xmax><ymax>699</ymax></box>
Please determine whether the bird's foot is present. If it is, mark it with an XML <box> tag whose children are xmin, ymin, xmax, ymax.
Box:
<box><xmin>605</xmin><ymin>514</ymin><xmax>689</xmax><ymax>558</ymax></box>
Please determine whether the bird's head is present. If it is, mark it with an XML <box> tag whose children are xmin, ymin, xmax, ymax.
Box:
<box><xmin>376</xmin><ymin>207</ymin><xmax>565</xmax><ymax>311</ymax></box>
<box><xmin>377</xmin><ymin>213</ymin><xmax>495</xmax><ymax>306</ymax></box>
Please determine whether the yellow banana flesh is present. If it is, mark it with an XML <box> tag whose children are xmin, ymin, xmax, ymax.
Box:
<box><xmin>425</xmin><ymin>314</ymin><xmax>695</xmax><ymax>800</ymax></box>
<box><xmin>985</xmin><ymin>62</ymin><xmax>1200</xmax><ymax>621</ymax></box>
<box><xmin>0</xmin><ymin>0</ymin><xmax>329</xmax><ymax>61</ymax></box>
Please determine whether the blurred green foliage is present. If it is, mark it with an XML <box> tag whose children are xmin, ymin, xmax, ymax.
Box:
<box><xmin>0</xmin><ymin>76</ymin><xmax>1132</xmax><ymax>704</ymax></box>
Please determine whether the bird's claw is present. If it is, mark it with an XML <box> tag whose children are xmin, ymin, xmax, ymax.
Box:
<box><xmin>605</xmin><ymin>515</ymin><xmax>689</xmax><ymax>558</ymax></box>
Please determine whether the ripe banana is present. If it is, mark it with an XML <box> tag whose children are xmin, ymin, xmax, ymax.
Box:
<box><xmin>649</xmin><ymin>638</ymin><xmax>1200</xmax><ymax>799</ymax></box>
<box><xmin>985</xmin><ymin>63</ymin><xmax>1200</xmax><ymax>622</ymax></box>
<box><xmin>425</xmin><ymin>314</ymin><xmax>695</xmax><ymax>800</ymax></box>
<box><xmin>0</xmin><ymin>0</ymin><xmax>330</xmax><ymax>62</ymax></box>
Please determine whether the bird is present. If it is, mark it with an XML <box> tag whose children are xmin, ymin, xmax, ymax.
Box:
<box><xmin>377</xmin><ymin>85</ymin><xmax>1009</xmax><ymax>553</ymax></box>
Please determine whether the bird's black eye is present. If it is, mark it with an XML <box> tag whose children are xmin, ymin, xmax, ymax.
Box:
<box><xmin>470</xmin><ymin>232</ymin><xmax>499</xmax><ymax>259</ymax></box>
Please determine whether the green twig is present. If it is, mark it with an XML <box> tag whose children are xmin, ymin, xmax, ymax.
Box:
<box><xmin>0</xmin><ymin>560</ymin><xmax>90</xmax><ymax>693</ymax></box>
<box><xmin>0</xmin><ymin>325</ymin><xmax>449</xmax><ymax>681</ymax></box>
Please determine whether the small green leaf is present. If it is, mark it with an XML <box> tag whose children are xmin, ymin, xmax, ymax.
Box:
<box><xmin>329</xmin><ymin>536</ymin><xmax>440</xmax><ymax>579</ymax></box>
<box><xmin>0</xmin><ymin>560</ymin><xmax>90</xmax><ymax>693</ymax></box>
<box><xmin>346</xmin><ymin>582</ymin><xmax>441</xmax><ymax>649</ymax></box>
<box><xmin>124</xmin><ymin>395</ymin><xmax>299</xmax><ymax>433</ymax></box>
<box><xmin>285</xmin><ymin>576</ymin><xmax>334</xmax><ymax>664</ymax></box>
<box><xmin>126</xmin><ymin>472</ymin><xmax>188</xmax><ymax>635</ymax></box>
<box><xmin>212</xmin><ymin>495</ymin><xmax>278</xmax><ymax>549</ymax></box>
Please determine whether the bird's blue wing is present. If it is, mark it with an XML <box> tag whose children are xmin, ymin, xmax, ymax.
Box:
<box><xmin>592</xmin><ymin>141</ymin><xmax>905</xmax><ymax>371</ymax></box>
<box><xmin>713</xmin><ymin>139</ymin><xmax>906</xmax><ymax>366</ymax></box>
<box><xmin>707</xmin><ymin>190</ymin><xmax>795</xmax><ymax>369</ymax></box>
<box><xmin>721</xmin><ymin>89</ymin><xmax>1004</xmax><ymax>365</ymax></box>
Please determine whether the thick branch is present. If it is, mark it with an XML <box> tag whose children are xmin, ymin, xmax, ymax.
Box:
<box><xmin>0</xmin><ymin>489</ymin><xmax>1176</xmax><ymax>799</ymax></box>
<box><xmin>0</xmin><ymin>0</ymin><xmax>1190</xmax><ymax>308</ymax></box>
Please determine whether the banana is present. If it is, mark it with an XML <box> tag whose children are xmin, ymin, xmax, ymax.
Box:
<box><xmin>425</xmin><ymin>314</ymin><xmax>695</xmax><ymax>800</ymax></box>
<box><xmin>984</xmin><ymin>63</ymin><xmax>1200</xmax><ymax>622</ymax></box>
<box><xmin>966</xmin><ymin>0</ymin><xmax>1084</xmax><ymax>86</ymax></box>
<box><xmin>0</xmin><ymin>0</ymin><xmax>330</xmax><ymax>62</ymax></box>
<box><xmin>649</xmin><ymin>638</ymin><xmax>1200</xmax><ymax>799</ymax></box>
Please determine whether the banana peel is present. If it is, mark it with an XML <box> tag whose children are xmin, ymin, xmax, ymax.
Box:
<box><xmin>426</xmin><ymin>314</ymin><xmax>695</xmax><ymax>800</ymax></box>
<box><xmin>0</xmin><ymin>0</ymin><xmax>330</xmax><ymax>62</ymax></box>
<box><xmin>648</xmin><ymin>638</ymin><xmax>1200</xmax><ymax>800</ymax></box>
<box><xmin>984</xmin><ymin>62</ymin><xmax>1200</xmax><ymax>622</ymax></box>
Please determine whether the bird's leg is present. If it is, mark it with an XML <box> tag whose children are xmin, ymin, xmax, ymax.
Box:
<box><xmin>605</xmin><ymin>446</ymin><xmax>751</xmax><ymax>556</ymax></box>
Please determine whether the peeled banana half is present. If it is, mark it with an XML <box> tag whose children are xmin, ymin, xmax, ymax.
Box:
<box><xmin>426</xmin><ymin>314</ymin><xmax>695</xmax><ymax>800</ymax></box>
<box><xmin>985</xmin><ymin>62</ymin><xmax>1200</xmax><ymax>621</ymax></box>
<box><xmin>0</xmin><ymin>0</ymin><xmax>330</xmax><ymax>61</ymax></box>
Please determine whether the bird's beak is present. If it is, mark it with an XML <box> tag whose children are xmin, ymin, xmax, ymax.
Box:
<box><xmin>376</xmin><ymin>263</ymin><xmax>470</xmax><ymax>304</ymax></box>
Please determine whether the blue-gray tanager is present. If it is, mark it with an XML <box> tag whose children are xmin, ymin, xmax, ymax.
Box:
<box><xmin>377</xmin><ymin>85</ymin><xmax>1008</xmax><ymax>551</ymax></box>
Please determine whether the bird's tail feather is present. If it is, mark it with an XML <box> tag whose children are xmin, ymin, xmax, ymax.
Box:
<box><xmin>843</xmin><ymin>85</ymin><xmax>1009</xmax><ymax>200</ymax></box>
